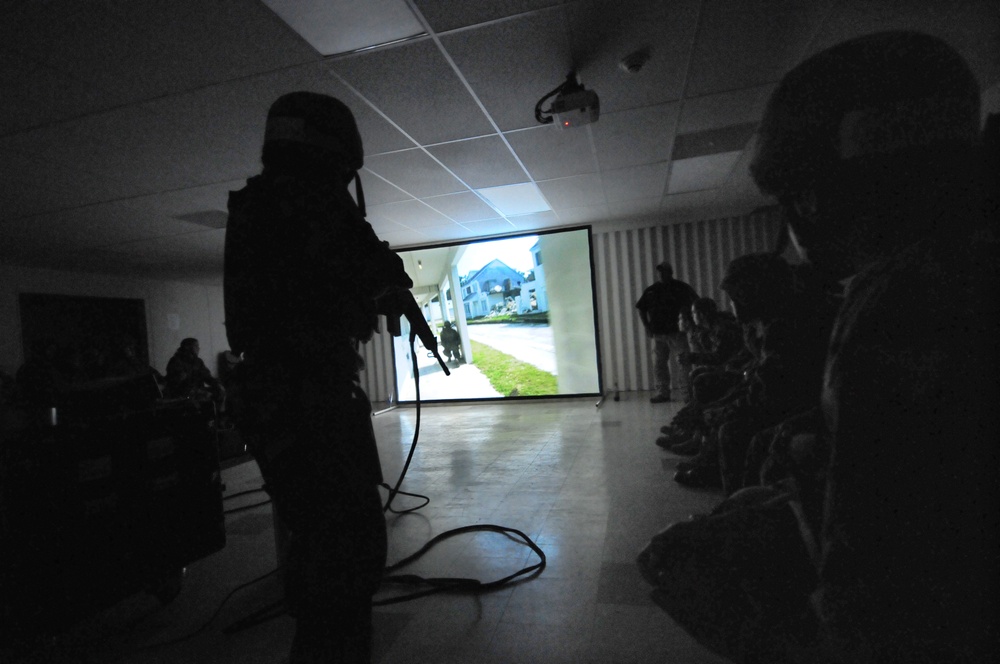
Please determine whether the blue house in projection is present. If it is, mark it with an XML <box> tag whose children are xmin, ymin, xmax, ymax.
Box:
<box><xmin>461</xmin><ymin>259</ymin><xmax>526</xmax><ymax>319</ymax></box>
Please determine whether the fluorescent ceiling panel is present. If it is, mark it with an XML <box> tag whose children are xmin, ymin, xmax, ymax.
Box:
<box><xmin>262</xmin><ymin>0</ymin><xmax>425</xmax><ymax>56</ymax></box>
<box><xmin>476</xmin><ymin>183</ymin><xmax>551</xmax><ymax>216</ymax></box>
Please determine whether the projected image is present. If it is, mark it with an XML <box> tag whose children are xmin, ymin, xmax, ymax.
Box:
<box><xmin>391</xmin><ymin>227</ymin><xmax>602</xmax><ymax>403</ymax></box>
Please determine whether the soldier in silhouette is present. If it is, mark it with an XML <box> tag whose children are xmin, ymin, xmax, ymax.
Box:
<box><xmin>225</xmin><ymin>91</ymin><xmax>420</xmax><ymax>663</ymax></box>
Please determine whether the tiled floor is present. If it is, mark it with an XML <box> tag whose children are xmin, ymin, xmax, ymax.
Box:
<box><xmin>27</xmin><ymin>393</ymin><xmax>729</xmax><ymax>663</ymax></box>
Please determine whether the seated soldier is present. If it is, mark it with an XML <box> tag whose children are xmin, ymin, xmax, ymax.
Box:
<box><xmin>675</xmin><ymin>309</ymin><xmax>703</xmax><ymax>402</ymax></box>
<box><xmin>684</xmin><ymin>299</ymin><xmax>743</xmax><ymax>373</ymax></box>
<box><xmin>638</xmin><ymin>31</ymin><xmax>998</xmax><ymax>663</ymax></box>
<box><xmin>165</xmin><ymin>338</ymin><xmax>224</xmax><ymax>403</ymax></box>
<box><xmin>106</xmin><ymin>336</ymin><xmax>165</xmax><ymax>387</ymax></box>
<box><xmin>675</xmin><ymin>255</ymin><xmax>839</xmax><ymax>490</ymax></box>
<box><xmin>658</xmin><ymin>299</ymin><xmax>748</xmax><ymax>456</ymax></box>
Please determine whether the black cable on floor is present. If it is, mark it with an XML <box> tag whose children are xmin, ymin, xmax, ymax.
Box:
<box><xmin>135</xmin><ymin>568</ymin><xmax>280</xmax><ymax>652</ymax></box>
<box><xmin>199</xmin><ymin>333</ymin><xmax>547</xmax><ymax>638</ymax></box>
<box><xmin>379</xmin><ymin>483</ymin><xmax>430</xmax><ymax>513</ymax></box>
<box><xmin>374</xmin><ymin>523</ymin><xmax>547</xmax><ymax>606</ymax></box>
<box><xmin>380</xmin><ymin>336</ymin><xmax>425</xmax><ymax>514</ymax></box>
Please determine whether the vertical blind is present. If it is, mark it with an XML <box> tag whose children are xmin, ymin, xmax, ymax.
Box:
<box><xmin>360</xmin><ymin>207</ymin><xmax>783</xmax><ymax>401</ymax></box>
<box><xmin>592</xmin><ymin>208</ymin><xmax>782</xmax><ymax>396</ymax></box>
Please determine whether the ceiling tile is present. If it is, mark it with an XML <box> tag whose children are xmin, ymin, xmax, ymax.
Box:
<box><xmin>0</xmin><ymin>182</ymin><xmax>58</xmax><ymax>221</ymax></box>
<box><xmin>330</xmin><ymin>39</ymin><xmax>494</xmax><ymax>145</ymax></box>
<box><xmin>507</xmin><ymin>210</ymin><xmax>560</xmax><ymax>231</ymax></box>
<box><xmin>119</xmin><ymin>180</ymin><xmax>246</xmax><ymax>219</ymax></box>
<box><xmin>565</xmin><ymin>0</ymin><xmax>701</xmax><ymax>114</ymax></box>
<box><xmin>554</xmin><ymin>204</ymin><xmax>610</xmax><ymax>225</ymax></box>
<box><xmin>661</xmin><ymin>189</ymin><xmax>759</xmax><ymax>222</ymax></box>
<box><xmin>536</xmin><ymin>173</ymin><xmax>605</xmax><ymax>210</ymax></box>
<box><xmin>140</xmin><ymin>62</ymin><xmax>417</xmax><ymax>166</ymax></box>
<box><xmin>662</xmin><ymin>189</ymin><xmax>726</xmax><ymax>214</ymax></box>
<box><xmin>15</xmin><ymin>4</ymin><xmax>165</xmax><ymax>112</ymax></box>
<box><xmin>677</xmin><ymin>85</ymin><xmax>775</xmax><ymax>135</ymax></box>
<box><xmin>0</xmin><ymin>147</ymin><xmax>136</xmax><ymax>218</ymax></box>
<box><xmin>174</xmin><ymin>210</ymin><xmax>228</xmax><ymax>229</ymax></box>
<box><xmin>359</xmin><ymin>170</ymin><xmax>414</xmax><ymax>206</ymax></box>
<box><xmin>505</xmin><ymin>125</ymin><xmax>597</xmax><ymax>180</ymax></box>
<box><xmin>261</xmin><ymin>0</ymin><xmax>424</xmax><ymax>56</ymax></box>
<box><xmin>602</xmin><ymin>162</ymin><xmax>670</xmax><ymax>203</ymax></box>
<box><xmin>422</xmin><ymin>192</ymin><xmax>501</xmax><ymax>222</ymax></box>
<box><xmin>98</xmin><ymin>0</ymin><xmax>318</xmax><ymax>98</ymax></box>
<box><xmin>608</xmin><ymin>196</ymin><xmax>662</xmax><ymax>219</ymax></box>
<box><xmin>461</xmin><ymin>218</ymin><xmax>520</xmax><ymax>237</ymax></box>
<box><xmin>0</xmin><ymin>239</ymin><xmax>67</xmax><ymax>268</ymax></box>
<box><xmin>313</xmin><ymin>64</ymin><xmax>417</xmax><ymax>155</ymax></box>
<box><xmin>686</xmin><ymin>0</ymin><xmax>834</xmax><ymax>98</ymax></box>
<box><xmin>364</xmin><ymin>203</ymin><xmax>398</xmax><ymax>225</ymax></box>
<box><xmin>413</xmin><ymin>0</ymin><xmax>563</xmax><ymax>33</ymax></box>
<box><xmin>364</xmin><ymin>149</ymin><xmax>467</xmax><ymax>198</ymax></box>
<box><xmin>590</xmin><ymin>103</ymin><xmax>679</xmax><ymax>171</ymax></box>
<box><xmin>379</xmin><ymin>228</ymin><xmax>430</xmax><ymax>248</ymax></box>
<box><xmin>4</xmin><ymin>205</ymin><xmax>198</xmax><ymax>252</ymax></box>
<box><xmin>367</xmin><ymin>217</ymin><xmax>412</xmax><ymax>239</ymax></box>
<box><xmin>3</xmin><ymin>104</ymin><xmax>174</xmax><ymax>186</ymax></box>
<box><xmin>410</xmin><ymin>223</ymin><xmax>476</xmax><ymax>244</ymax></box>
<box><xmin>667</xmin><ymin>152</ymin><xmax>742</xmax><ymax>195</ymax></box>
<box><xmin>0</xmin><ymin>49</ymin><xmax>112</xmax><ymax>135</ymax></box>
<box><xmin>427</xmin><ymin>136</ymin><xmax>528</xmax><ymax>189</ymax></box>
<box><xmin>381</xmin><ymin>199</ymin><xmax>456</xmax><ymax>228</ymax></box>
<box><xmin>116</xmin><ymin>229</ymin><xmax>224</xmax><ymax>260</ymax></box>
<box><xmin>440</xmin><ymin>7</ymin><xmax>572</xmax><ymax>132</ymax></box>
<box><xmin>477</xmin><ymin>183</ymin><xmax>551</xmax><ymax>216</ymax></box>
<box><xmin>672</xmin><ymin>123</ymin><xmax>757</xmax><ymax>161</ymax></box>
<box><xmin>0</xmin><ymin>3</ymin><xmax>147</xmax><ymax>109</ymax></box>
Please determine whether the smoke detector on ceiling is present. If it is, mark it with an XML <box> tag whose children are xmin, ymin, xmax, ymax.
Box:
<box><xmin>535</xmin><ymin>73</ymin><xmax>600</xmax><ymax>129</ymax></box>
<box><xmin>619</xmin><ymin>47</ymin><xmax>651</xmax><ymax>74</ymax></box>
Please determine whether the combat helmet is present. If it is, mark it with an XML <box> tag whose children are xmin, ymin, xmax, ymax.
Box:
<box><xmin>264</xmin><ymin>91</ymin><xmax>364</xmax><ymax>171</ymax></box>
<box><xmin>750</xmin><ymin>31</ymin><xmax>980</xmax><ymax>199</ymax></box>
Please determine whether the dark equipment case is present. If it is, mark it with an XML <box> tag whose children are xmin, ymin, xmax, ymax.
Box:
<box><xmin>1</xmin><ymin>388</ymin><xmax>226</xmax><ymax>651</ymax></box>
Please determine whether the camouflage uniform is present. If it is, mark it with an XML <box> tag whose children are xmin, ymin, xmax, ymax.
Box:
<box><xmin>224</xmin><ymin>167</ymin><xmax>411</xmax><ymax>660</ymax></box>
<box><xmin>810</xmin><ymin>227</ymin><xmax>999</xmax><ymax>661</ymax></box>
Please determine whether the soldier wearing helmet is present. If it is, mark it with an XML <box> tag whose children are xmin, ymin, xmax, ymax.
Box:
<box><xmin>224</xmin><ymin>91</ymin><xmax>415</xmax><ymax>662</ymax></box>
<box><xmin>640</xmin><ymin>32</ymin><xmax>998</xmax><ymax>662</ymax></box>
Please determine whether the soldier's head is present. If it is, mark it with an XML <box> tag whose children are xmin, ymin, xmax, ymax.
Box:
<box><xmin>691</xmin><ymin>298</ymin><xmax>718</xmax><ymax>328</ymax></box>
<box><xmin>678</xmin><ymin>309</ymin><xmax>694</xmax><ymax>333</ymax></box>
<box><xmin>262</xmin><ymin>92</ymin><xmax>364</xmax><ymax>184</ymax></box>
<box><xmin>720</xmin><ymin>253</ymin><xmax>794</xmax><ymax>324</ymax></box>
<box><xmin>656</xmin><ymin>262</ymin><xmax>674</xmax><ymax>282</ymax></box>
<box><xmin>751</xmin><ymin>31</ymin><xmax>981</xmax><ymax>278</ymax></box>
<box><xmin>180</xmin><ymin>338</ymin><xmax>200</xmax><ymax>356</ymax></box>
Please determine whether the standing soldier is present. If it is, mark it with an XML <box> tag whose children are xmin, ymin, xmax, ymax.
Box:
<box><xmin>636</xmin><ymin>262</ymin><xmax>699</xmax><ymax>402</ymax></box>
<box><xmin>224</xmin><ymin>91</ymin><xmax>418</xmax><ymax>663</ymax></box>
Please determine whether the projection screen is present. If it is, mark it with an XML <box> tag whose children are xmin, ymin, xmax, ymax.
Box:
<box><xmin>390</xmin><ymin>226</ymin><xmax>603</xmax><ymax>403</ymax></box>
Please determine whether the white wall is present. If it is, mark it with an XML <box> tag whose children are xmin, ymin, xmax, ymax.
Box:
<box><xmin>0</xmin><ymin>263</ymin><xmax>227</xmax><ymax>379</ymax></box>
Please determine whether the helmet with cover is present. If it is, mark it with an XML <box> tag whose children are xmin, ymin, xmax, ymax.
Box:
<box><xmin>262</xmin><ymin>91</ymin><xmax>364</xmax><ymax>177</ymax></box>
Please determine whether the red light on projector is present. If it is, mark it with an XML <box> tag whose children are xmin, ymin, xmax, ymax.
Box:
<box><xmin>563</xmin><ymin>120</ymin><xmax>570</xmax><ymax>127</ymax></box>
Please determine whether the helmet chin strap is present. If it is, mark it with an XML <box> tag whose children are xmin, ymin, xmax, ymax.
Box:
<box><xmin>353</xmin><ymin>170</ymin><xmax>366</xmax><ymax>217</ymax></box>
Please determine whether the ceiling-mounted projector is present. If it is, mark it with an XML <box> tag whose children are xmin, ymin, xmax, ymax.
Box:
<box><xmin>535</xmin><ymin>73</ymin><xmax>600</xmax><ymax>128</ymax></box>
